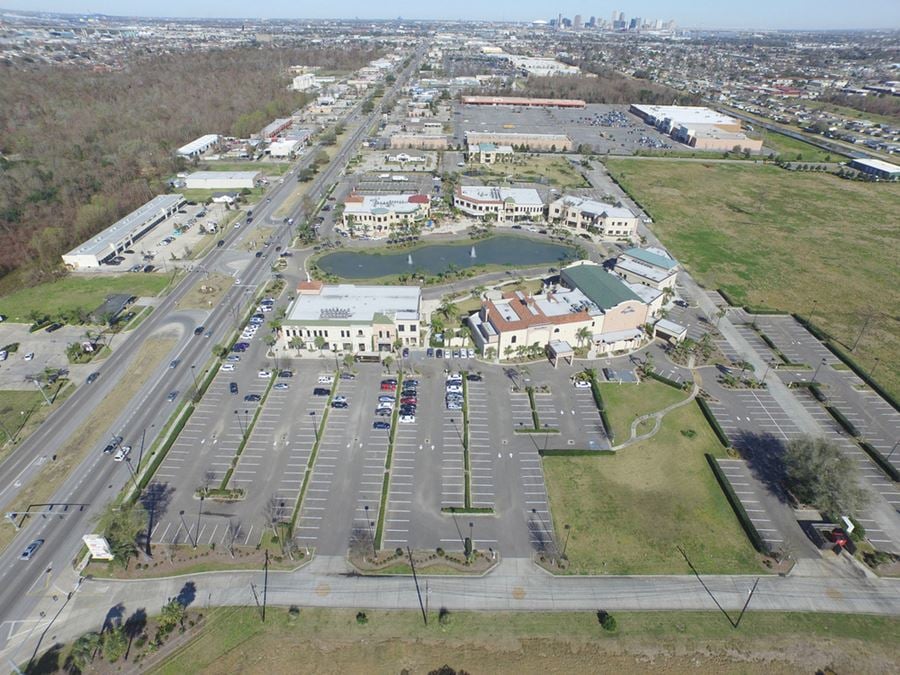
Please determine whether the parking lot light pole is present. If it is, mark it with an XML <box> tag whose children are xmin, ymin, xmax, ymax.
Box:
<box><xmin>364</xmin><ymin>505</ymin><xmax>376</xmax><ymax>558</ymax></box>
<box><xmin>811</xmin><ymin>357</ymin><xmax>827</xmax><ymax>385</ymax></box>
<box><xmin>887</xmin><ymin>440</ymin><xmax>899</xmax><ymax>463</ymax></box>
<box><xmin>194</xmin><ymin>495</ymin><xmax>204</xmax><ymax>550</ymax></box>
<box><xmin>562</xmin><ymin>523</ymin><xmax>571</xmax><ymax>558</ymax></box>
<box><xmin>310</xmin><ymin>411</ymin><xmax>319</xmax><ymax>442</ymax></box>
<box><xmin>191</xmin><ymin>365</ymin><xmax>199</xmax><ymax>394</ymax></box>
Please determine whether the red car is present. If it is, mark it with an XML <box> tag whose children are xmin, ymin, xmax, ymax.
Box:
<box><xmin>380</xmin><ymin>383</ymin><xmax>397</xmax><ymax>392</ymax></box>
<box><xmin>400</xmin><ymin>397</ymin><xmax>417</xmax><ymax>405</ymax></box>
<box><xmin>826</xmin><ymin>528</ymin><xmax>849</xmax><ymax>547</ymax></box>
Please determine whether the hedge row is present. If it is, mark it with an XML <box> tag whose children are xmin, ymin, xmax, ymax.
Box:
<box><xmin>824</xmin><ymin>405</ymin><xmax>859</xmax><ymax>438</ymax></box>
<box><xmin>705</xmin><ymin>453</ymin><xmax>767</xmax><ymax>553</ymax></box>
<box><xmin>717</xmin><ymin>288</ymin><xmax>788</xmax><ymax>315</ymax></box>
<box><xmin>646</xmin><ymin>370</ymin><xmax>690</xmax><ymax>390</ymax></box>
<box><xmin>132</xmin><ymin>402</ymin><xmax>194</xmax><ymax>499</ymax></box>
<box><xmin>696</xmin><ymin>398</ymin><xmax>732</xmax><ymax>449</ymax></box>
<box><xmin>793</xmin><ymin>313</ymin><xmax>899</xmax><ymax>413</ymax></box>
<box><xmin>790</xmin><ymin>380</ymin><xmax>826</xmax><ymax>402</ymax></box>
<box><xmin>538</xmin><ymin>448</ymin><xmax>616</xmax><ymax>457</ymax></box>
<box><xmin>587</xmin><ymin>374</ymin><xmax>615</xmax><ymax>443</ymax></box>
<box><xmin>858</xmin><ymin>441</ymin><xmax>900</xmax><ymax>482</ymax></box>
<box><xmin>441</xmin><ymin>507</ymin><xmax>495</xmax><ymax>514</ymax></box>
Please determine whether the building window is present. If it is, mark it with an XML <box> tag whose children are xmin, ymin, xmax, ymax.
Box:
<box><xmin>511</xmin><ymin>335</ymin><xmax>517</xmax><ymax>344</ymax></box>
<box><xmin>409</xmin><ymin>324</ymin><xmax>416</xmax><ymax>332</ymax></box>
<box><xmin>398</xmin><ymin>324</ymin><xmax>405</xmax><ymax>332</ymax></box>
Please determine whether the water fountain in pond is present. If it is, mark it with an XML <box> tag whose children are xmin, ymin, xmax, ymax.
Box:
<box><xmin>470</xmin><ymin>245</ymin><xmax>477</xmax><ymax>258</ymax></box>
<box><xmin>407</xmin><ymin>253</ymin><xmax>413</xmax><ymax>265</ymax></box>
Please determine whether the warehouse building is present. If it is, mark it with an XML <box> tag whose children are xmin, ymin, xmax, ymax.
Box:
<box><xmin>279</xmin><ymin>281</ymin><xmax>421</xmax><ymax>354</ymax></box>
<box><xmin>184</xmin><ymin>171</ymin><xmax>261</xmax><ymax>190</ymax></box>
<box><xmin>454</xmin><ymin>186</ymin><xmax>544</xmax><ymax>222</ymax></box>
<box><xmin>268</xmin><ymin>139</ymin><xmax>303</xmax><ymax>157</ymax></box>
<box><xmin>261</xmin><ymin>118</ymin><xmax>293</xmax><ymax>139</ymax></box>
<box><xmin>468</xmin><ymin>142</ymin><xmax>514</xmax><ymax>164</ymax></box>
<box><xmin>461</xmin><ymin>95</ymin><xmax>586</xmax><ymax>108</ymax></box>
<box><xmin>548</xmin><ymin>195</ymin><xmax>639</xmax><ymax>241</ymax></box>
<box><xmin>629</xmin><ymin>105</ymin><xmax>762</xmax><ymax>153</ymax></box>
<box><xmin>849</xmin><ymin>157</ymin><xmax>900</xmax><ymax>180</ymax></box>
<box><xmin>390</xmin><ymin>133</ymin><xmax>449</xmax><ymax>150</ymax></box>
<box><xmin>465</xmin><ymin>130</ymin><xmax>572</xmax><ymax>152</ymax></box>
<box><xmin>342</xmin><ymin>193</ymin><xmax>431</xmax><ymax>238</ymax></box>
<box><xmin>176</xmin><ymin>134</ymin><xmax>219</xmax><ymax>158</ymax></box>
<box><xmin>62</xmin><ymin>194</ymin><xmax>185</xmax><ymax>269</ymax></box>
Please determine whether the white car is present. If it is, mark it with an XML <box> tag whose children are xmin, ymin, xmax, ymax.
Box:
<box><xmin>466</xmin><ymin>349</ymin><xmax>475</xmax><ymax>358</ymax></box>
<box><xmin>258</xmin><ymin>370</ymin><xmax>272</xmax><ymax>379</ymax></box>
<box><xmin>221</xmin><ymin>363</ymin><xmax>235</xmax><ymax>372</ymax></box>
<box><xmin>446</xmin><ymin>384</ymin><xmax>463</xmax><ymax>394</ymax></box>
<box><xmin>573</xmin><ymin>379</ymin><xmax>592</xmax><ymax>389</ymax></box>
<box><xmin>113</xmin><ymin>445</ymin><xmax>131</xmax><ymax>462</ymax></box>
<box><xmin>399</xmin><ymin>414</ymin><xmax>416</xmax><ymax>424</ymax></box>
<box><xmin>317</xmin><ymin>375</ymin><xmax>335</xmax><ymax>384</ymax></box>
<box><xmin>24</xmin><ymin>352</ymin><xmax>34</xmax><ymax>361</ymax></box>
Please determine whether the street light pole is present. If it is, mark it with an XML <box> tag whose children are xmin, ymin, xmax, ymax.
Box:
<box><xmin>310</xmin><ymin>411</ymin><xmax>319</xmax><ymax>442</ymax></box>
<box><xmin>811</xmin><ymin>357</ymin><xmax>827</xmax><ymax>385</ymax></box>
<box><xmin>887</xmin><ymin>440</ymin><xmax>899</xmax><ymax>463</ymax></box>
<box><xmin>364</xmin><ymin>505</ymin><xmax>376</xmax><ymax>558</ymax></box>
<box><xmin>562</xmin><ymin>523</ymin><xmax>572</xmax><ymax>557</ymax></box>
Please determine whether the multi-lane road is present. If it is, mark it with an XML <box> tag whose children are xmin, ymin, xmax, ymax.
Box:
<box><xmin>0</xmin><ymin>47</ymin><xmax>423</xmax><ymax>652</ymax></box>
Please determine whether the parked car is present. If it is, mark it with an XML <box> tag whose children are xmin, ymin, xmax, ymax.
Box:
<box><xmin>274</xmin><ymin>383</ymin><xmax>289</xmax><ymax>390</ymax></box>
<box><xmin>466</xmin><ymin>373</ymin><xmax>482</xmax><ymax>382</ymax></box>
<box><xmin>279</xmin><ymin>370</ymin><xmax>293</xmax><ymax>378</ymax></box>
<box><xmin>221</xmin><ymin>363</ymin><xmax>235</xmax><ymax>372</ymax></box>
<box><xmin>573</xmin><ymin>379</ymin><xmax>592</xmax><ymax>389</ymax></box>
<box><xmin>399</xmin><ymin>414</ymin><xmax>416</xmax><ymax>424</ymax></box>
<box><xmin>317</xmin><ymin>375</ymin><xmax>335</xmax><ymax>384</ymax></box>
<box><xmin>826</xmin><ymin>528</ymin><xmax>850</xmax><ymax>548</ymax></box>
<box><xmin>257</xmin><ymin>370</ymin><xmax>272</xmax><ymax>379</ymax></box>
<box><xmin>244</xmin><ymin>394</ymin><xmax>262</xmax><ymax>402</ymax></box>
<box><xmin>401</xmin><ymin>347</ymin><xmax>409</xmax><ymax>358</ymax></box>
<box><xmin>340</xmin><ymin>372</ymin><xmax>355</xmax><ymax>380</ymax></box>
<box><xmin>674</xmin><ymin>299</ymin><xmax>689</xmax><ymax>308</ymax></box>
<box><xmin>45</xmin><ymin>323</ymin><xmax>63</xmax><ymax>333</ymax></box>
<box><xmin>332</xmin><ymin>400</ymin><xmax>348</xmax><ymax>409</ymax></box>
<box><xmin>19</xmin><ymin>539</ymin><xmax>44</xmax><ymax>561</ymax></box>
<box><xmin>226</xmin><ymin>355</ymin><xmax>241</xmax><ymax>362</ymax></box>
<box><xmin>312</xmin><ymin>387</ymin><xmax>330</xmax><ymax>396</ymax></box>
<box><xmin>230</xmin><ymin>382</ymin><xmax>239</xmax><ymax>394</ymax></box>
<box><xmin>373</xmin><ymin>421</ymin><xmax>390</xmax><ymax>430</ymax></box>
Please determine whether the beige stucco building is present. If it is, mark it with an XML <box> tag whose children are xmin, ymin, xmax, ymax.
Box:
<box><xmin>341</xmin><ymin>193</ymin><xmax>431</xmax><ymax>238</ymax></box>
<box><xmin>464</xmin><ymin>130</ymin><xmax>572</xmax><ymax>152</ymax></box>
<box><xmin>279</xmin><ymin>282</ymin><xmax>421</xmax><ymax>354</ymax></box>
<box><xmin>453</xmin><ymin>186</ymin><xmax>544</xmax><ymax>222</ymax></box>
<box><xmin>614</xmin><ymin>247</ymin><xmax>679</xmax><ymax>291</ymax></box>
<box><xmin>548</xmin><ymin>195</ymin><xmax>639</xmax><ymax>241</ymax></box>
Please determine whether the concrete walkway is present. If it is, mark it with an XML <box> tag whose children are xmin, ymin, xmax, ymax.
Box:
<box><xmin>613</xmin><ymin>381</ymin><xmax>699</xmax><ymax>451</ymax></box>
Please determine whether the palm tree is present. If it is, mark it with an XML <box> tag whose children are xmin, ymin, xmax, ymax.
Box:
<box><xmin>288</xmin><ymin>336</ymin><xmax>303</xmax><ymax>354</ymax></box>
<box><xmin>575</xmin><ymin>326</ymin><xmax>591</xmax><ymax>349</ymax></box>
<box><xmin>503</xmin><ymin>345</ymin><xmax>514</xmax><ymax>361</ymax></box>
<box><xmin>437</xmin><ymin>300</ymin><xmax>459</xmax><ymax>322</ymax></box>
<box><xmin>70</xmin><ymin>632</ymin><xmax>101</xmax><ymax>672</ymax></box>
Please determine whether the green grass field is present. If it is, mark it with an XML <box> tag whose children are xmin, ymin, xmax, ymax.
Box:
<box><xmin>608</xmin><ymin>159</ymin><xmax>900</xmax><ymax>399</ymax></box>
<box><xmin>467</xmin><ymin>155</ymin><xmax>589</xmax><ymax>190</ymax></box>
<box><xmin>0</xmin><ymin>383</ymin><xmax>72</xmax><ymax>460</ymax></box>
<box><xmin>756</xmin><ymin>130</ymin><xmax>835</xmax><ymax>163</ymax></box>
<box><xmin>543</xmin><ymin>400</ymin><xmax>760</xmax><ymax>575</ymax></box>
<box><xmin>0</xmin><ymin>274</ymin><xmax>172</xmax><ymax>323</ymax></box>
<box><xmin>598</xmin><ymin>380</ymin><xmax>686</xmax><ymax>440</ymax></box>
<box><xmin>137</xmin><ymin>607</ymin><xmax>899</xmax><ymax>675</ymax></box>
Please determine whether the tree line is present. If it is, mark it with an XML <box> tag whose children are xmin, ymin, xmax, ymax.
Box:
<box><xmin>0</xmin><ymin>44</ymin><xmax>381</xmax><ymax>282</ymax></box>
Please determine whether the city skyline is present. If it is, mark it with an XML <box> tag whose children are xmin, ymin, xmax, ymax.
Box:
<box><xmin>3</xmin><ymin>1</ymin><xmax>900</xmax><ymax>31</ymax></box>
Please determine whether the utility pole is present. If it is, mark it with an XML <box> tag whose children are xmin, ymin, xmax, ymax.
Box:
<box><xmin>407</xmin><ymin>546</ymin><xmax>427</xmax><ymax>625</ymax></box>
<box><xmin>262</xmin><ymin>549</ymin><xmax>269</xmax><ymax>622</ymax></box>
<box><xmin>851</xmin><ymin>311</ymin><xmax>872</xmax><ymax>352</ymax></box>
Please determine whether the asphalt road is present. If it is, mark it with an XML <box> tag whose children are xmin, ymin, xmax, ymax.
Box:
<box><xmin>0</xmin><ymin>46</ymin><xmax>425</xmax><ymax>649</ymax></box>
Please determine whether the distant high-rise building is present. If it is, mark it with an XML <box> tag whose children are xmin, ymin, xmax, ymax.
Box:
<box><xmin>573</xmin><ymin>14</ymin><xmax>582</xmax><ymax>29</ymax></box>
<box><xmin>629</xmin><ymin>17</ymin><xmax>640</xmax><ymax>31</ymax></box>
<box><xmin>588</xmin><ymin>15</ymin><xmax>596</xmax><ymax>28</ymax></box>
<box><xmin>619</xmin><ymin>11</ymin><xmax>625</xmax><ymax>22</ymax></box>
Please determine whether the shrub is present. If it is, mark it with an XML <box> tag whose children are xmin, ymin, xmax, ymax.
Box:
<box><xmin>597</xmin><ymin>610</ymin><xmax>617</xmax><ymax>632</ymax></box>
<box><xmin>356</xmin><ymin>611</ymin><xmax>368</xmax><ymax>625</ymax></box>
<box><xmin>436</xmin><ymin>547</ymin><xmax>445</xmax><ymax>557</ymax></box>
<box><xmin>289</xmin><ymin>605</ymin><xmax>300</xmax><ymax>618</ymax></box>
<box><xmin>680</xmin><ymin>428</ymin><xmax>696</xmax><ymax>438</ymax></box>
<box><xmin>395</xmin><ymin>547</ymin><xmax>403</xmax><ymax>557</ymax></box>
<box><xmin>438</xmin><ymin>607</ymin><xmax>451</xmax><ymax>626</ymax></box>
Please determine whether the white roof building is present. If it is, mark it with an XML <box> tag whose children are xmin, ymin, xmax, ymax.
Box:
<box><xmin>184</xmin><ymin>171</ymin><xmax>261</xmax><ymax>190</ymax></box>
<box><xmin>176</xmin><ymin>134</ymin><xmax>219</xmax><ymax>157</ymax></box>
<box><xmin>268</xmin><ymin>139</ymin><xmax>302</xmax><ymax>157</ymax></box>
<box><xmin>62</xmin><ymin>194</ymin><xmax>184</xmax><ymax>269</ymax></box>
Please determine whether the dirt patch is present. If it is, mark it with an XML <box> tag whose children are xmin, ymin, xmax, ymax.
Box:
<box><xmin>0</xmin><ymin>336</ymin><xmax>177</xmax><ymax>555</ymax></box>
<box><xmin>178</xmin><ymin>274</ymin><xmax>234</xmax><ymax>311</ymax></box>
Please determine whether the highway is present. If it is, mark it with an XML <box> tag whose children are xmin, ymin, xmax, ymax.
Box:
<box><xmin>0</xmin><ymin>45</ymin><xmax>423</xmax><ymax>656</ymax></box>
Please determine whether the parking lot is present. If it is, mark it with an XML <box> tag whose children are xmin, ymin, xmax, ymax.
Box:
<box><xmin>451</xmin><ymin>102</ymin><xmax>686</xmax><ymax>155</ymax></box>
<box><xmin>750</xmin><ymin>315</ymin><xmax>840</xmax><ymax>367</ymax></box>
<box><xmin>82</xmin><ymin>202</ymin><xmax>228</xmax><ymax>274</ymax></box>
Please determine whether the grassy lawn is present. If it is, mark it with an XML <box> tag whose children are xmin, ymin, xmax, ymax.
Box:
<box><xmin>467</xmin><ymin>155</ymin><xmax>590</xmax><ymax>190</ymax></box>
<box><xmin>543</xmin><ymin>401</ymin><xmax>760</xmax><ymax>575</ymax></box>
<box><xmin>0</xmin><ymin>337</ymin><xmax>177</xmax><ymax>555</ymax></box>
<box><xmin>144</xmin><ymin>607</ymin><xmax>899</xmax><ymax>675</ymax></box>
<box><xmin>0</xmin><ymin>274</ymin><xmax>172</xmax><ymax>323</ymax></box>
<box><xmin>599</xmin><ymin>380</ymin><xmax>686</xmax><ymax>440</ymax></box>
<box><xmin>0</xmin><ymin>383</ymin><xmax>73</xmax><ymax>462</ymax></box>
<box><xmin>755</xmin><ymin>130</ymin><xmax>835</xmax><ymax>162</ymax></box>
<box><xmin>607</xmin><ymin>159</ymin><xmax>900</xmax><ymax>400</ymax></box>
<box><xmin>196</xmin><ymin>161</ymin><xmax>290</xmax><ymax>176</ymax></box>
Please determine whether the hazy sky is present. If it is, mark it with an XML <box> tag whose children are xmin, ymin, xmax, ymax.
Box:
<box><xmin>6</xmin><ymin>1</ymin><xmax>900</xmax><ymax>30</ymax></box>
